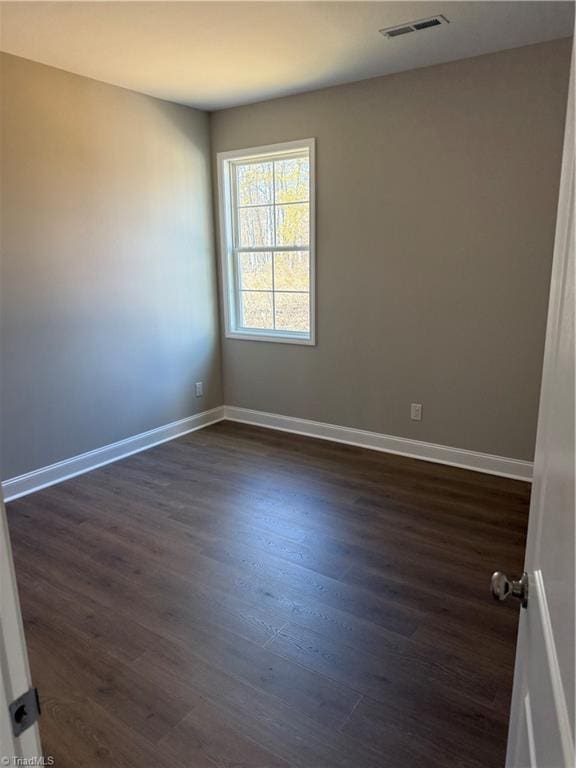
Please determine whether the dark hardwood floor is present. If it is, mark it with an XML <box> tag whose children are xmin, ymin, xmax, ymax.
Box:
<box><xmin>6</xmin><ymin>421</ymin><xmax>530</xmax><ymax>768</ymax></box>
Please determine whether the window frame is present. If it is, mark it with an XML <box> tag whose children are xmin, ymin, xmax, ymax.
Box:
<box><xmin>217</xmin><ymin>138</ymin><xmax>316</xmax><ymax>345</ymax></box>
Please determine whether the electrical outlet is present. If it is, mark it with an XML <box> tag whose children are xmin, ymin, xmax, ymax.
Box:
<box><xmin>410</xmin><ymin>403</ymin><xmax>422</xmax><ymax>422</ymax></box>
<box><xmin>195</xmin><ymin>381</ymin><xmax>204</xmax><ymax>398</ymax></box>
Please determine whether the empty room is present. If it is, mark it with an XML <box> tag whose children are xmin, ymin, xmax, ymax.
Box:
<box><xmin>0</xmin><ymin>2</ymin><xmax>574</xmax><ymax>766</ymax></box>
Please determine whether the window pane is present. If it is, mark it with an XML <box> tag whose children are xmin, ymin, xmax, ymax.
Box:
<box><xmin>236</xmin><ymin>162</ymin><xmax>273</xmax><ymax>206</ymax></box>
<box><xmin>274</xmin><ymin>157</ymin><xmax>309</xmax><ymax>204</ymax></box>
<box><xmin>274</xmin><ymin>292</ymin><xmax>309</xmax><ymax>333</ymax></box>
<box><xmin>239</xmin><ymin>252</ymin><xmax>273</xmax><ymax>290</ymax></box>
<box><xmin>275</xmin><ymin>203</ymin><xmax>309</xmax><ymax>247</ymax></box>
<box><xmin>240</xmin><ymin>291</ymin><xmax>273</xmax><ymax>329</ymax></box>
<box><xmin>274</xmin><ymin>251</ymin><xmax>309</xmax><ymax>291</ymax></box>
<box><xmin>238</xmin><ymin>206</ymin><xmax>273</xmax><ymax>247</ymax></box>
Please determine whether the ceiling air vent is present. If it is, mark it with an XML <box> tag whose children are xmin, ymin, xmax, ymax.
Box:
<box><xmin>386</xmin><ymin>25</ymin><xmax>414</xmax><ymax>38</ymax></box>
<box><xmin>380</xmin><ymin>15</ymin><xmax>449</xmax><ymax>39</ymax></box>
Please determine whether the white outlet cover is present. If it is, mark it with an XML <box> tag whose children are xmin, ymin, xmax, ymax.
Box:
<box><xmin>411</xmin><ymin>403</ymin><xmax>422</xmax><ymax>421</ymax></box>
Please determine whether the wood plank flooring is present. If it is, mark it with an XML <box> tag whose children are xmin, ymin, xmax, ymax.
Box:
<box><xmin>6</xmin><ymin>421</ymin><xmax>530</xmax><ymax>768</ymax></box>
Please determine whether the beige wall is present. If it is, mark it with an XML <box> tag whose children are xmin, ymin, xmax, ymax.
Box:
<box><xmin>211</xmin><ymin>39</ymin><xmax>571</xmax><ymax>461</ymax></box>
<box><xmin>0</xmin><ymin>53</ymin><xmax>222</xmax><ymax>479</ymax></box>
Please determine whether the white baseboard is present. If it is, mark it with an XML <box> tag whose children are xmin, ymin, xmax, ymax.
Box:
<box><xmin>223</xmin><ymin>406</ymin><xmax>533</xmax><ymax>482</ymax></box>
<box><xmin>1</xmin><ymin>407</ymin><xmax>226</xmax><ymax>502</ymax></box>
<box><xmin>2</xmin><ymin>403</ymin><xmax>533</xmax><ymax>502</ymax></box>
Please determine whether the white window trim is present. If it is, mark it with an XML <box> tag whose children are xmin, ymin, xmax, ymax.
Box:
<box><xmin>217</xmin><ymin>138</ymin><xmax>316</xmax><ymax>346</ymax></box>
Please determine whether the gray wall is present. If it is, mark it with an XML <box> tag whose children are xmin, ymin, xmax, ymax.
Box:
<box><xmin>0</xmin><ymin>53</ymin><xmax>222</xmax><ymax>480</ymax></box>
<box><xmin>211</xmin><ymin>39</ymin><xmax>571</xmax><ymax>461</ymax></box>
<box><xmin>1</xmin><ymin>40</ymin><xmax>570</xmax><ymax>478</ymax></box>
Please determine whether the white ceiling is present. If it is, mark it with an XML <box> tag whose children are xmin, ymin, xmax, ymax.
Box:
<box><xmin>0</xmin><ymin>1</ymin><xmax>573</xmax><ymax>110</ymax></box>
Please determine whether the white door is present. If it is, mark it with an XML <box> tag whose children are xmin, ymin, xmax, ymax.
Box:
<box><xmin>0</xmin><ymin>491</ymin><xmax>42</xmax><ymax>762</ymax></box>
<box><xmin>503</xmin><ymin>45</ymin><xmax>575</xmax><ymax>768</ymax></box>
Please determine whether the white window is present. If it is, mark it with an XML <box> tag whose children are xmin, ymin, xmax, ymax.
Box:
<box><xmin>217</xmin><ymin>139</ymin><xmax>315</xmax><ymax>345</ymax></box>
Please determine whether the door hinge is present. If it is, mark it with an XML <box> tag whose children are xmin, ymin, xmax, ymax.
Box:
<box><xmin>9</xmin><ymin>687</ymin><xmax>41</xmax><ymax>737</ymax></box>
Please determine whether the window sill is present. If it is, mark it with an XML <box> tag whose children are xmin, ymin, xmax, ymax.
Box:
<box><xmin>225</xmin><ymin>330</ymin><xmax>316</xmax><ymax>346</ymax></box>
